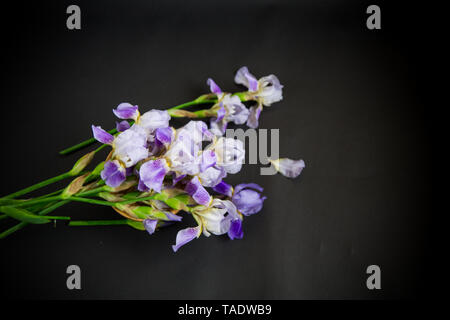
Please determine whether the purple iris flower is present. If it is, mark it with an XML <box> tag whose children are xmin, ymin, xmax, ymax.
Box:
<box><xmin>232</xmin><ymin>183</ymin><xmax>266</xmax><ymax>216</ymax></box>
<box><xmin>100</xmin><ymin>160</ymin><xmax>126</xmax><ymax>188</ymax></box>
<box><xmin>206</xmin><ymin>78</ymin><xmax>249</xmax><ymax>136</ymax></box>
<box><xmin>234</xmin><ymin>66</ymin><xmax>283</xmax><ymax>129</ymax></box>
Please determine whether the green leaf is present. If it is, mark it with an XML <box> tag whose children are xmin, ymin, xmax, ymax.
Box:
<box><xmin>0</xmin><ymin>206</ymin><xmax>51</xmax><ymax>224</ymax></box>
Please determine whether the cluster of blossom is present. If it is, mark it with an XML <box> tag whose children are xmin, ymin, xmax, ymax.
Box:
<box><xmin>91</xmin><ymin>67</ymin><xmax>305</xmax><ymax>251</ymax></box>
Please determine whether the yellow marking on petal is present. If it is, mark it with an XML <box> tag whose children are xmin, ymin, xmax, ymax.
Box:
<box><xmin>135</xmin><ymin>112</ymin><xmax>141</xmax><ymax>123</ymax></box>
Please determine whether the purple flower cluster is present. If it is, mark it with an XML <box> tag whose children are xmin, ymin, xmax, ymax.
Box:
<box><xmin>90</xmin><ymin>67</ymin><xmax>304</xmax><ymax>252</ymax></box>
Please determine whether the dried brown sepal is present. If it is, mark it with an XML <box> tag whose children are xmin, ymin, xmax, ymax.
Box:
<box><xmin>168</xmin><ymin>110</ymin><xmax>198</xmax><ymax>118</ymax></box>
<box><xmin>61</xmin><ymin>173</ymin><xmax>90</xmax><ymax>199</ymax></box>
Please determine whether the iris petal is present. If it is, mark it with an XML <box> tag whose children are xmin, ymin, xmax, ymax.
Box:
<box><xmin>172</xmin><ymin>226</ymin><xmax>201</xmax><ymax>252</ymax></box>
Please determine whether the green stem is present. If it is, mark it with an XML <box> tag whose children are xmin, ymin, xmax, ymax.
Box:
<box><xmin>117</xmin><ymin>195</ymin><xmax>157</xmax><ymax>205</ymax></box>
<box><xmin>0</xmin><ymin>200</ymin><xmax>69</xmax><ymax>239</ymax></box>
<box><xmin>2</xmin><ymin>143</ymin><xmax>104</xmax><ymax>200</ymax></box>
<box><xmin>169</xmin><ymin>99</ymin><xmax>216</xmax><ymax>111</ymax></box>
<box><xmin>77</xmin><ymin>186</ymin><xmax>107</xmax><ymax>197</ymax></box>
<box><xmin>66</xmin><ymin>196</ymin><xmax>115</xmax><ymax>206</ymax></box>
<box><xmin>69</xmin><ymin>219</ymin><xmax>128</xmax><ymax>226</ymax></box>
<box><xmin>2</xmin><ymin>172</ymin><xmax>72</xmax><ymax>200</ymax></box>
<box><xmin>34</xmin><ymin>189</ymin><xmax>63</xmax><ymax>200</ymax></box>
<box><xmin>10</xmin><ymin>193</ymin><xmax>158</xmax><ymax>209</ymax></box>
<box><xmin>0</xmin><ymin>223</ymin><xmax>26</xmax><ymax>239</ymax></box>
<box><xmin>58</xmin><ymin>98</ymin><xmax>217</xmax><ymax>155</ymax></box>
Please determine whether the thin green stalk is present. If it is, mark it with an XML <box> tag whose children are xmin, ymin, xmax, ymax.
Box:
<box><xmin>77</xmin><ymin>185</ymin><xmax>107</xmax><ymax>197</ymax></box>
<box><xmin>0</xmin><ymin>223</ymin><xmax>26</xmax><ymax>239</ymax></box>
<box><xmin>2</xmin><ymin>143</ymin><xmax>105</xmax><ymax>200</ymax></box>
<box><xmin>8</xmin><ymin>183</ymin><xmax>140</xmax><ymax>209</ymax></box>
<box><xmin>118</xmin><ymin>195</ymin><xmax>157</xmax><ymax>205</ymax></box>
<box><xmin>34</xmin><ymin>189</ymin><xmax>63</xmax><ymax>200</ymax></box>
<box><xmin>0</xmin><ymin>200</ymin><xmax>69</xmax><ymax>239</ymax></box>
<box><xmin>169</xmin><ymin>99</ymin><xmax>216</xmax><ymax>110</ymax></box>
<box><xmin>2</xmin><ymin>172</ymin><xmax>72</xmax><ymax>200</ymax></box>
<box><xmin>66</xmin><ymin>196</ymin><xmax>115</xmax><ymax>206</ymax></box>
<box><xmin>69</xmin><ymin>219</ymin><xmax>128</xmax><ymax>226</ymax></box>
<box><xmin>67</xmin><ymin>194</ymin><xmax>158</xmax><ymax>207</ymax></box>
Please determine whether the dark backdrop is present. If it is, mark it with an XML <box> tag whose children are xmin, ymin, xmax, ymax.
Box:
<box><xmin>0</xmin><ymin>0</ymin><xmax>432</xmax><ymax>299</ymax></box>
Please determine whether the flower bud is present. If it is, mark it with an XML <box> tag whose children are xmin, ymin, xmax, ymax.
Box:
<box><xmin>69</xmin><ymin>151</ymin><xmax>95</xmax><ymax>176</ymax></box>
<box><xmin>61</xmin><ymin>173</ymin><xmax>89</xmax><ymax>199</ymax></box>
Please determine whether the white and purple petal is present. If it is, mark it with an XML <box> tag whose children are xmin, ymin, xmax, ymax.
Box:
<box><xmin>113</xmin><ymin>125</ymin><xmax>149</xmax><ymax>167</ymax></box>
<box><xmin>139</xmin><ymin>159</ymin><xmax>169</xmax><ymax>193</ymax></box>
<box><xmin>214</xmin><ymin>137</ymin><xmax>245</xmax><ymax>174</ymax></box>
<box><xmin>225</xmin><ymin>95</ymin><xmax>249</xmax><ymax>125</ymax></box>
<box><xmin>113</xmin><ymin>103</ymin><xmax>139</xmax><ymax>120</ymax></box>
<box><xmin>200</xmin><ymin>150</ymin><xmax>216</xmax><ymax>173</ymax></box>
<box><xmin>177</xmin><ymin>120</ymin><xmax>214</xmax><ymax>144</ymax></box>
<box><xmin>232</xmin><ymin>184</ymin><xmax>266</xmax><ymax>216</ymax></box>
<box><xmin>155</xmin><ymin>127</ymin><xmax>173</xmax><ymax>147</ymax></box>
<box><xmin>207</xmin><ymin>78</ymin><xmax>222</xmax><ymax>94</ymax></box>
<box><xmin>246</xmin><ymin>105</ymin><xmax>262</xmax><ymax>129</ymax></box>
<box><xmin>209</xmin><ymin>119</ymin><xmax>227</xmax><ymax>136</ymax></box>
<box><xmin>138</xmin><ymin>109</ymin><xmax>171</xmax><ymax>133</ymax></box>
<box><xmin>143</xmin><ymin>219</ymin><xmax>158</xmax><ymax>235</ymax></box>
<box><xmin>257</xmin><ymin>75</ymin><xmax>283</xmax><ymax>106</ymax></box>
<box><xmin>234</xmin><ymin>183</ymin><xmax>263</xmax><ymax>194</ymax></box>
<box><xmin>198</xmin><ymin>166</ymin><xmax>226</xmax><ymax>188</ymax></box>
<box><xmin>270</xmin><ymin>158</ymin><xmax>305</xmax><ymax>178</ymax></box>
<box><xmin>164</xmin><ymin>211</ymin><xmax>183</xmax><ymax>222</ymax></box>
<box><xmin>92</xmin><ymin>125</ymin><xmax>114</xmax><ymax>145</ymax></box>
<box><xmin>116</xmin><ymin>120</ymin><xmax>130</xmax><ymax>132</ymax></box>
<box><xmin>172</xmin><ymin>226</ymin><xmax>201</xmax><ymax>252</ymax></box>
<box><xmin>234</xmin><ymin>66</ymin><xmax>259</xmax><ymax>92</ymax></box>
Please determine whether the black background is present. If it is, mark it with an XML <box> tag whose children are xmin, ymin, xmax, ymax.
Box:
<box><xmin>0</xmin><ymin>0</ymin><xmax>432</xmax><ymax>299</ymax></box>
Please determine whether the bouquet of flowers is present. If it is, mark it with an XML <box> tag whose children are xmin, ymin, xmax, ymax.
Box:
<box><xmin>0</xmin><ymin>67</ymin><xmax>305</xmax><ymax>252</ymax></box>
